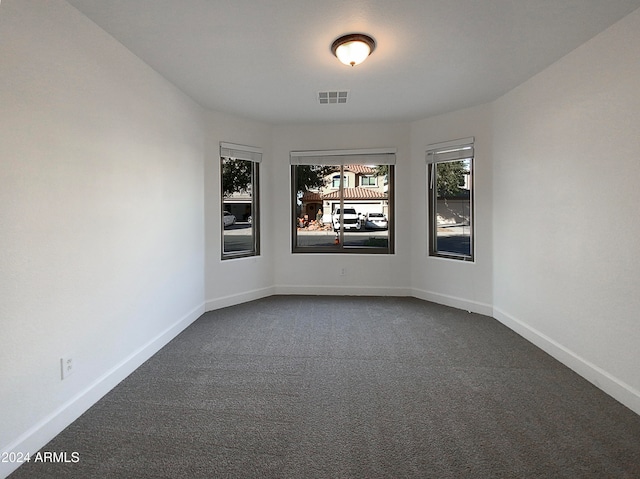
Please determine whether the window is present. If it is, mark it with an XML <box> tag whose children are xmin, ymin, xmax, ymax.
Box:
<box><xmin>291</xmin><ymin>148</ymin><xmax>395</xmax><ymax>254</ymax></box>
<box><xmin>220</xmin><ymin>142</ymin><xmax>261</xmax><ymax>259</ymax></box>
<box><xmin>427</xmin><ymin>138</ymin><xmax>474</xmax><ymax>261</ymax></box>
<box><xmin>360</xmin><ymin>175</ymin><xmax>377</xmax><ymax>186</ymax></box>
<box><xmin>332</xmin><ymin>175</ymin><xmax>349</xmax><ymax>188</ymax></box>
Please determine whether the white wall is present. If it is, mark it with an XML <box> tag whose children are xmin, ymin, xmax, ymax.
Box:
<box><xmin>0</xmin><ymin>1</ymin><xmax>206</xmax><ymax>474</ymax></box>
<box><xmin>492</xmin><ymin>8</ymin><xmax>640</xmax><ymax>413</ymax></box>
<box><xmin>204</xmin><ymin>111</ymin><xmax>274</xmax><ymax>310</ymax></box>
<box><xmin>410</xmin><ymin>104</ymin><xmax>494</xmax><ymax>315</ymax></box>
<box><xmin>272</xmin><ymin>123</ymin><xmax>412</xmax><ymax>296</ymax></box>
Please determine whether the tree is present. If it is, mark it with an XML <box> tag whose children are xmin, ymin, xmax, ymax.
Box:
<box><xmin>294</xmin><ymin>165</ymin><xmax>335</xmax><ymax>193</ymax></box>
<box><xmin>374</xmin><ymin>165</ymin><xmax>389</xmax><ymax>176</ymax></box>
<box><xmin>435</xmin><ymin>160</ymin><xmax>468</xmax><ymax>198</ymax></box>
<box><xmin>221</xmin><ymin>158</ymin><xmax>253</xmax><ymax>197</ymax></box>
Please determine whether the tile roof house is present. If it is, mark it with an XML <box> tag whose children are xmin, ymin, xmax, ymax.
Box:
<box><xmin>298</xmin><ymin>165</ymin><xmax>389</xmax><ymax>222</ymax></box>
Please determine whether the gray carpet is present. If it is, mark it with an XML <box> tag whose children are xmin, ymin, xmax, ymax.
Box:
<box><xmin>10</xmin><ymin>296</ymin><xmax>640</xmax><ymax>478</ymax></box>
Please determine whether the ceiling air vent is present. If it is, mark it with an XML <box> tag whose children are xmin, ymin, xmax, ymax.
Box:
<box><xmin>318</xmin><ymin>90</ymin><xmax>348</xmax><ymax>104</ymax></box>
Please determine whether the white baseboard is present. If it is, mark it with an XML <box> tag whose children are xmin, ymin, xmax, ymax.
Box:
<box><xmin>493</xmin><ymin>306</ymin><xmax>640</xmax><ymax>417</ymax></box>
<box><xmin>411</xmin><ymin>288</ymin><xmax>494</xmax><ymax>316</ymax></box>
<box><xmin>273</xmin><ymin>284</ymin><xmax>413</xmax><ymax>297</ymax></box>
<box><xmin>205</xmin><ymin>286</ymin><xmax>276</xmax><ymax>312</ymax></box>
<box><xmin>0</xmin><ymin>302</ymin><xmax>205</xmax><ymax>479</ymax></box>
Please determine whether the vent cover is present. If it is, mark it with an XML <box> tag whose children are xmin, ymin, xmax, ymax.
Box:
<box><xmin>318</xmin><ymin>90</ymin><xmax>349</xmax><ymax>104</ymax></box>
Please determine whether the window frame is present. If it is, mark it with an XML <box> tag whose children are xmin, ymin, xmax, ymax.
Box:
<box><xmin>220</xmin><ymin>142</ymin><xmax>261</xmax><ymax>260</ymax></box>
<box><xmin>360</xmin><ymin>175</ymin><xmax>377</xmax><ymax>187</ymax></box>
<box><xmin>331</xmin><ymin>175</ymin><xmax>349</xmax><ymax>188</ymax></box>
<box><xmin>427</xmin><ymin>138</ymin><xmax>474</xmax><ymax>262</ymax></box>
<box><xmin>290</xmin><ymin>148</ymin><xmax>395</xmax><ymax>255</ymax></box>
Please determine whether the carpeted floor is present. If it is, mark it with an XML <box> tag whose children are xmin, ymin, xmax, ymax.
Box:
<box><xmin>9</xmin><ymin>296</ymin><xmax>640</xmax><ymax>478</ymax></box>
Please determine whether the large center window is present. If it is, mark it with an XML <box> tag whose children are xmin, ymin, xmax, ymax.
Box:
<box><xmin>291</xmin><ymin>149</ymin><xmax>395</xmax><ymax>254</ymax></box>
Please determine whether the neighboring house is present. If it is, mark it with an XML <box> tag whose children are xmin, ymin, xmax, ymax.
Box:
<box><xmin>300</xmin><ymin>165</ymin><xmax>389</xmax><ymax>222</ymax></box>
<box><xmin>223</xmin><ymin>190</ymin><xmax>252</xmax><ymax>222</ymax></box>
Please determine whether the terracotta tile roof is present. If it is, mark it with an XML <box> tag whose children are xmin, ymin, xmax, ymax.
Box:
<box><xmin>300</xmin><ymin>191</ymin><xmax>322</xmax><ymax>202</ymax></box>
<box><xmin>322</xmin><ymin>187</ymin><xmax>387</xmax><ymax>200</ymax></box>
<box><xmin>344</xmin><ymin>164</ymin><xmax>376</xmax><ymax>174</ymax></box>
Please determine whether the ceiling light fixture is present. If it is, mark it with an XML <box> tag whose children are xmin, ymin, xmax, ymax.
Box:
<box><xmin>331</xmin><ymin>33</ymin><xmax>376</xmax><ymax>67</ymax></box>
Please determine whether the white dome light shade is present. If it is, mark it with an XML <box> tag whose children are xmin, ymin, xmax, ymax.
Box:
<box><xmin>331</xmin><ymin>34</ymin><xmax>376</xmax><ymax>67</ymax></box>
<box><xmin>335</xmin><ymin>40</ymin><xmax>370</xmax><ymax>66</ymax></box>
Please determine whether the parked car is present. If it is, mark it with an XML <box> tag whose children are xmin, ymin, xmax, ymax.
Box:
<box><xmin>223</xmin><ymin>211</ymin><xmax>236</xmax><ymax>228</ymax></box>
<box><xmin>332</xmin><ymin>208</ymin><xmax>361</xmax><ymax>231</ymax></box>
<box><xmin>364</xmin><ymin>212</ymin><xmax>388</xmax><ymax>230</ymax></box>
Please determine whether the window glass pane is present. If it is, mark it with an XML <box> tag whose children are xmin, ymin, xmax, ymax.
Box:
<box><xmin>331</xmin><ymin>175</ymin><xmax>349</xmax><ymax>188</ymax></box>
<box><xmin>294</xmin><ymin>164</ymin><xmax>339</xmax><ymax>248</ymax></box>
<box><xmin>431</xmin><ymin>159</ymin><xmax>472</xmax><ymax>259</ymax></box>
<box><xmin>292</xmin><ymin>163</ymin><xmax>393</xmax><ymax>253</ymax></box>
<box><xmin>361</xmin><ymin>175</ymin><xmax>376</xmax><ymax>186</ymax></box>
<box><xmin>342</xmin><ymin>164</ymin><xmax>389</xmax><ymax>249</ymax></box>
<box><xmin>222</xmin><ymin>158</ymin><xmax>258</xmax><ymax>258</ymax></box>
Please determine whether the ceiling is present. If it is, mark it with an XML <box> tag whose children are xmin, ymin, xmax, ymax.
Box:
<box><xmin>67</xmin><ymin>0</ymin><xmax>640</xmax><ymax>125</ymax></box>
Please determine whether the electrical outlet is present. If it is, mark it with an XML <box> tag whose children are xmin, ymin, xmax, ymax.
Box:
<box><xmin>60</xmin><ymin>357</ymin><xmax>74</xmax><ymax>380</ymax></box>
<box><xmin>340</xmin><ymin>268</ymin><xmax>346</xmax><ymax>276</ymax></box>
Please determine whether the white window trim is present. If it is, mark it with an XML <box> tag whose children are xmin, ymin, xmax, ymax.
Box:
<box><xmin>290</xmin><ymin>147</ymin><xmax>396</xmax><ymax>165</ymax></box>
<box><xmin>220</xmin><ymin>142</ymin><xmax>262</xmax><ymax>162</ymax></box>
